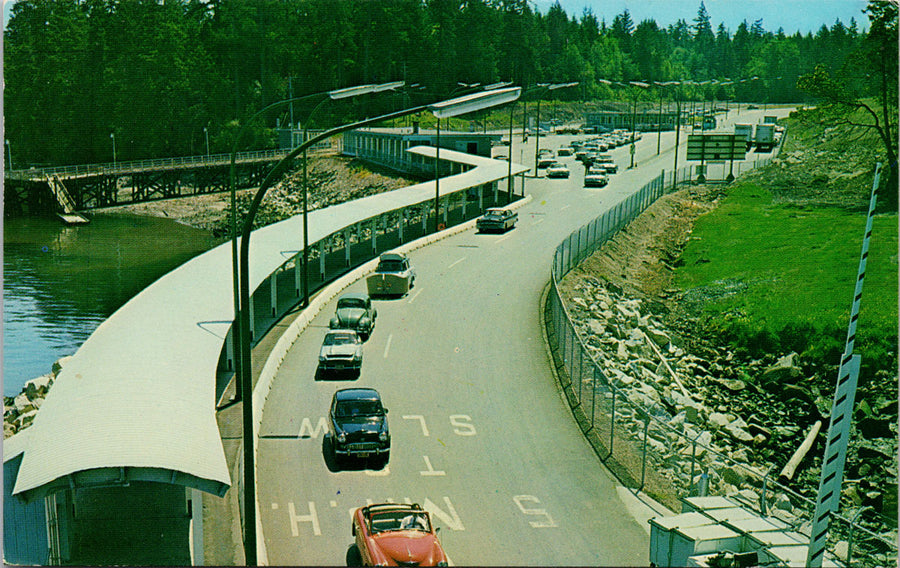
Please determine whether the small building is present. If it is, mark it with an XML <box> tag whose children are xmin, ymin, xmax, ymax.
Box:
<box><xmin>343</xmin><ymin>127</ymin><xmax>500</xmax><ymax>177</ymax></box>
<box><xmin>585</xmin><ymin>109</ymin><xmax>682</xmax><ymax>132</ymax></box>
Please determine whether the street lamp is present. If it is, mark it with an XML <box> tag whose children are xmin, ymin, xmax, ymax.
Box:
<box><xmin>110</xmin><ymin>133</ymin><xmax>116</xmax><ymax>167</ymax></box>
<box><xmin>204</xmin><ymin>127</ymin><xmax>210</xmax><ymax>159</ymax></box>
<box><xmin>628</xmin><ymin>81</ymin><xmax>650</xmax><ymax>168</ymax></box>
<box><xmin>430</xmin><ymin>87</ymin><xmax>522</xmax><ymax>232</ymax></box>
<box><xmin>233</xmin><ymin>86</ymin><xmax>520</xmax><ymax>566</ymax></box>
<box><xmin>5</xmin><ymin>140</ymin><xmax>11</xmax><ymax>171</ymax></box>
<box><xmin>532</xmin><ymin>82</ymin><xmax>579</xmax><ymax>175</ymax></box>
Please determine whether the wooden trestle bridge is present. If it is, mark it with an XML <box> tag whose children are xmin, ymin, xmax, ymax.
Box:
<box><xmin>4</xmin><ymin>146</ymin><xmax>327</xmax><ymax>223</ymax></box>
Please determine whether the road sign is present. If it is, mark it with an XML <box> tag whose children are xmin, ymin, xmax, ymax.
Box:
<box><xmin>686</xmin><ymin>134</ymin><xmax>746</xmax><ymax>162</ymax></box>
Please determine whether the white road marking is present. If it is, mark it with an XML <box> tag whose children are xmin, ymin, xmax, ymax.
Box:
<box><xmin>513</xmin><ymin>495</ymin><xmax>558</xmax><ymax>528</ymax></box>
<box><xmin>403</xmin><ymin>415</ymin><xmax>430</xmax><ymax>436</ymax></box>
<box><xmin>560</xmin><ymin>205</ymin><xmax>571</xmax><ymax>211</ymax></box>
<box><xmin>419</xmin><ymin>456</ymin><xmax>446</xmax><ymax>477</ymax></box>
<box><xmin>383</xmin><ymin>334</ymin><xmax>393</xmax><ymax>359</ymax></box>
<box><xmin>407</xmin><ymin>288</ymin><xmax>423</xmax><ymax>304</ymax></box>
<box><xmin>448</xmin><ymin>257</ymin><xmax>466</xmax><ymax>269</ymax></box>
<box><xmin>496</xmin><ymin>232</ymin><xmax>514</xmax><ymax>244</ymax></box>
<box><xmin>532</xmin><ymin>218</ymin><xmax>545</xmax><ymax>227</ymax></box>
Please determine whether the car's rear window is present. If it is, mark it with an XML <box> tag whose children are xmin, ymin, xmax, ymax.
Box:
<box><xmin>338</xmin><ymin>298</ymin><xmax>366</xmax><ymax>309</ymax></box>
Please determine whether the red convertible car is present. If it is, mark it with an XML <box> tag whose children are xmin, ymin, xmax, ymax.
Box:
<box><xmin>352</xmin><ymin>503</ymin><xmax>449</xmax><ymax>566</ymax></box>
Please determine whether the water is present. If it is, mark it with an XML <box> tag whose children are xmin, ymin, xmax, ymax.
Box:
<box><xmin>3</xmin><ymin>214</ymin><xmax>218</xmax><ymax>397</ymax></box>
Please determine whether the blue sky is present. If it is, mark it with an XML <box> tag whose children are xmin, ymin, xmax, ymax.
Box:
<box><xmin>4</xmin><ymin>0</ymin><xmax>870</xmax><ymax>35</ymax></box>
<box><xmin>531</xmin><ymin>0</ymin><xmax>871</xmax><ymax>34</ymax></box>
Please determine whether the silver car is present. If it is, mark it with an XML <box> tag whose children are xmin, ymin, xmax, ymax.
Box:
<box><xmin>318</xmin><ymin>329</ymin><xmax>363</xmax><ymax>376</ymax></box>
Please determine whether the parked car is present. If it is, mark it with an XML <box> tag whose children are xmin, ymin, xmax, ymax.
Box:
<box><xmin>352</xmin><ymin>503</ymin><xmax>449</xmax><ymax>566</ymax></box>
<box><xmin>556</xmin><ymin>147</ymin><xmax>574</xmax><ymax>157</ymax></box>
<box><xmin>537</xmin><ymin>156</ymin><xmax>556</xmax><ymax>168</ymax></box>
<box><xmin>318</xmin><ymin>329</ymin><xmax>363</xmax><ymax>376</ymax></box>
<box><xmin>476</xmin><ymin>207</ymin><xmax>517</xmax><ymax>233</ymax></box>
<box><xmin>584</xmin><ymin>173</ymin><xmax>609</xmax><ymax>188</ymax></box>
<box><xmin>330</xmin><ymin>293</ymin><xmax>377</xmax><ymax>339</ymax></box>
<box><xmin>546</xmin><ymin>162</ymin><xmax>570</xmax><ymax>178</ymax></box>
<box><xmin>328</xmin><ymin>387</ymin><xmax>390</xmax><ymax>463</ymax></box>
<box><xmin>367</xmin><ymin>252</ymin><xmax>415</xmax><ymax>297</ymax></box>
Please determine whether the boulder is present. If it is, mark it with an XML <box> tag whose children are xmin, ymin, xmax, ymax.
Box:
<box><xmin>644</xmin><ymin>327</ymin><xmax>671</xmax><ymax>348</ymax></box>
<box><xmin>708</xmin><ymin>412</ymin><xmax>732</xmax><ymax>429</ymax></box>
<box><xmin>52</xmin><ymin>355</ymin><xmax>73</xmax><ymax>376</ymax></box>
<box><xmin>761</xmin><ymin>352</ymin><xmax>802</xmax><ymax>384</ymax></box>
<box><xmin>13</xmin><ymin>394</ymin><xmax>34</xmax><ymax>414</ymax></box>
<box><xmin>24</xmin><ymin>374</ymin><xmax>53</xmax><ymax>398</ymax></box>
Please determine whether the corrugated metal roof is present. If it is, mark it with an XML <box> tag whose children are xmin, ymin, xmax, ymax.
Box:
<box><xmin>10</xmin><ymin>147</ymin><xmax>527</xmax><ymax>499</ymax></box>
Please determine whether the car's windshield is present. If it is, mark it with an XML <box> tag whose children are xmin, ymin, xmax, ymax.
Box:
<box><xmin>484</xmin><ymin>210</ymin><xmax>503</xmax><ymax>219</ymax></box>
<box><xmin>376</xmin><ymin>260</ymin><xmax>404</xmax><ymax>273</ymax></box>
<box><xmin>369</xmin><ymin>511</ymin><xmax>430</xmax><ymax>533</ymax></box>
<box><xmin>336</xmin><ymin>400</ymin><xmax>383</xmax><ymax>417</ymax></box>
<box><xmin>324</xmin><ymin>332</ymin><xmax>358</xmax><ymax>346</ymax></box>
<box><xmin>337</xmin><ymin>298</ymin><xmax>366</xmax><ymax>309</ymax></box>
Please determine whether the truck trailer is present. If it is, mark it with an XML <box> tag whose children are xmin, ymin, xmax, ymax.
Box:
<box><xmin>754</xmin><ymin>123</ymin><xmax>776</xmax><ymax>152</ymax></box>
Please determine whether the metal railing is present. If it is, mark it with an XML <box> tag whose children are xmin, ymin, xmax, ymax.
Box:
<box><xmin>545</xmin><ymin>159</ymin><xmax>897</xmax><ymax>567</ymax></box>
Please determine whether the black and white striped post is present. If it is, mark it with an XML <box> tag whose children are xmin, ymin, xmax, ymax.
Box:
<box><xmin>806</xmin><ymin>162</ymin><xmax>882</xmax><ymax>567</ymax></box>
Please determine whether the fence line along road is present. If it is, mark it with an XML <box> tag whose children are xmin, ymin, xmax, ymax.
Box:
<box><xmin>544</xmin><ymin>157</ymin><xmax>896</xmax><ymax>568</ymax></box>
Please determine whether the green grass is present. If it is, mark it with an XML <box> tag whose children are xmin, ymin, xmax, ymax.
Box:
<box><xmin>674</xmin><ymin>181</ymin><xmax>898</xmax><ymax>375</ymax></box>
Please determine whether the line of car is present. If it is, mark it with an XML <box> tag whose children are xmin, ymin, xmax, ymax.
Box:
<box><xmin>536</xmin><ymin>132</ymin><xmax>627</xmax><ymax>188</ymax></box>
<box><xmin>317</xmin><ymin>230</ymin><xmax>512</xmax><ymax>564</ymax></box>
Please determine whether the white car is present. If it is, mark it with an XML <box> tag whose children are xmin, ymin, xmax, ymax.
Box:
<box><xmin>584</xmin><ymin>173</ymin><xmax>609</xmax><ymax>188</ymax></box>
<box><xmin>318</xmin><ymin>329</ymin><xmax>363</xmax><ymax>376</ymax></box>
<box><xmin>546</xmin><ymin>162</ymin><xmax>571</xmax><ymax>178</ymax></box>
<box><xmin>367</xmin><ymin>252</ymin><xmax>416</xmax><ymax>297</ymax></box>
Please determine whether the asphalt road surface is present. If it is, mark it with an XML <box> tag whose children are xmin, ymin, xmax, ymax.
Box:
<box><xmin>256</xmin><ymin>107</ymin><xmax>792</xmax><ymax>566</ymax></box>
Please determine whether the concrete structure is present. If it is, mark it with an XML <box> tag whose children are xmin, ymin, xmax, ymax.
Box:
<box><xmin>3</xmin><ymin>145</ymin><xmax>527</xmax><ymax>565</ymax></box>
<box><xmin>585</xmin><ymin>109</ymin><xmax>681</xmax><ymax>132</ymax></box>
<box><xmin>344</xmin><ymin>127</ymin><xmax>501</xmax><ymax>176</ymax></box>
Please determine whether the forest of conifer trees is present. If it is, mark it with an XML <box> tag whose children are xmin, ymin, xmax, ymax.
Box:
<box><xmin>2</xmin><ymin>0</ymin><xmax>892</xmax><ymax>168</ymax></box>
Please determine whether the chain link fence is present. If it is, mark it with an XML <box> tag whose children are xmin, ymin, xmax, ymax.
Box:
<box><xmin>545</xmin><ymin>160</ymin><xmax>896</xmax><ymax>567</ymax></box>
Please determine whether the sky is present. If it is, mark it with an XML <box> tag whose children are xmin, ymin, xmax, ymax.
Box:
<box><xmin>3</xmin><ymin>0</ymin><xmax>871</xmax><ymax>34</ymax></box>
<box><xmin>531</xmin><ymin>0</ymin><xmax>871</xmax><ymax>35</ymax></box>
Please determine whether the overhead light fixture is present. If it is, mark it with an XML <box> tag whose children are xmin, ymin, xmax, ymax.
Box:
<box><xmin>429</xmin><ymin>87</ymin><xmax>522</xmax><ymax>118</ymax></box>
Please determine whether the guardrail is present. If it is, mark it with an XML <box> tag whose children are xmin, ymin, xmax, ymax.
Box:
<box><xmin>545</xmin><ymin>159</ymin><xmax>896</xmax><ymax>567</ymax></box>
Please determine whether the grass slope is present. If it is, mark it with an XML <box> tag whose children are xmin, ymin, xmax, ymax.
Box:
<box><xmin>674</xmin><ymin>178</ymin><xmax>897</xmax><ymax>377</ymax></box>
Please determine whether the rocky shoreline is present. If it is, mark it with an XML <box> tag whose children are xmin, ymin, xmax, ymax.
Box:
<box><xmin>4</xmin><ymin>356</ymin><xmax>69</xmax><ymax>439</ymax></box>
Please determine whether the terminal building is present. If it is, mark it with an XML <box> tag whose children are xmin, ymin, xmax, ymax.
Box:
<box><xmin>585</xmin><ymin>108</ymin><xmax>682</xmax><ymax>132</ymax></box>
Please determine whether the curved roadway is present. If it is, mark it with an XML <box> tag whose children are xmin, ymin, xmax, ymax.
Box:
<box><xmin>256</xmin><ymin>108</ymin><xmax>790</xmax><ymax>565</ymax></box>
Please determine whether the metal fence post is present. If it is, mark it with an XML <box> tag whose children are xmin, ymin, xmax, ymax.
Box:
<box><xmin>640</xmin><ymin>413</ymin><xmax>650</xmax><ymax>492</ymax></box>
<box><xmin>609</xmin><ymin>389</ymin><xmax>616</xmax><ymax>456</ymax></box>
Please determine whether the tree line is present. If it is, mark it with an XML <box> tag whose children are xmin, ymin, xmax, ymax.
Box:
<box><xmin>2</xmin><ymin>0</ymin><xmax>889</xmax><ymax>168</ymax></box>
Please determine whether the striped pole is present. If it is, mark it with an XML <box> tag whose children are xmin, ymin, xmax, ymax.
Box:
<box><xmin>806</xmin><ymin>162</ymin><xmax>881</xmax><ymax>567</ymax></box>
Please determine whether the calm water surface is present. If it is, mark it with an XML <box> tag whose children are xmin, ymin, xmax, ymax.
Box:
<box><xmin>3</xmin><ymin>214</ymin><xmax>218</xmax><ymax>397</ymax></box>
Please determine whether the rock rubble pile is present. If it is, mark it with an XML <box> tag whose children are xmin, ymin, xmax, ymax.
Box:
<box><xmin>561</xmin><ymin>275</ymin><xmax>898</xmax><ymax>556</ymax></box>
<box><xmin>3</xmin><ymin>356</ymin><xmax>70</xmax><ymax>439</ymax></box>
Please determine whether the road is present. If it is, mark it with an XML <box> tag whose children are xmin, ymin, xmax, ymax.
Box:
<box><xmin>255</xmin><ymin>106</ymin><xmax>791</xmax><ymax>565</ymax></box>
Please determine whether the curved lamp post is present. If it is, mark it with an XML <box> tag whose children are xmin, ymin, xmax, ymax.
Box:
<box><xmin>531</xmin><ymin>82</ymin><xmax>579</xmax><ymax>175</ymax></box>
<box><xmin>235</xmin><ymin>86</ymin><xmax>520</xmax><ymax>564</ymax></box>
<box><xmin>227</xmin><ymin>82</ymin><xmax>401</xmax><ymax>402</ymax></box>
<box><xmin>430</xmin><ymin>87</ymin><xmax>522</xmax><ymax>233</ymax></box>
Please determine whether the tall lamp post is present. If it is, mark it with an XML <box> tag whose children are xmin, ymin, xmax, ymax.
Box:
<box><xmin>110</xmin><ymin>133</ymin><xmax>116</xmax><ymax>167</ymax></box>
<box><xmin>234</xmin><ymin>86</ymin><xmax>520</xmax><ymax>565</ymax></box>
<box><xmin>204</xmin><ymin>127</ymin><xmax>210</xmax><ymax>159</ymax></box>
<box><xmin>532</xmin><ymin>82</ymin><xmax>579</xmax><ymax>175</ymax></box>
<box><xmin>5</xmin><ymin>139</ymin><xmax>11</xmax><ymax>170</ymax></box>
<box><xmin>627</xmin><ymin>81</ymin><xmax>650</xmax><ymax>169</ymax></box>
<box><xmin>430</xmin><ymin>87</ymin><xmax>522</xmax><ymax>233</ymax></box>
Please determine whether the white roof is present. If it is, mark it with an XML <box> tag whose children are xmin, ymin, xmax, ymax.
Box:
<box><xmin>9</xmin><ymin>146</ymin><xmax>527</xmax><ymax>499</ymax></box>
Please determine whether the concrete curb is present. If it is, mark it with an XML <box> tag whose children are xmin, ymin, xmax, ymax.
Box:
<box><xmin>250</xmin><ymin>193</ymin><xmax>533</xmax><ymax>564</ymax></box>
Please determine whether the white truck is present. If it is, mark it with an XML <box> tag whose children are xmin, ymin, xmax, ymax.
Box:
<box><xmin>734</xmin><ymin>123</ymin><xmax>754</xmax><ymax>150</ymax></box>
<box><xmin>754</xmin><ymin>123</ymin><xmax>776</xmax><ymax>152</ymax></box>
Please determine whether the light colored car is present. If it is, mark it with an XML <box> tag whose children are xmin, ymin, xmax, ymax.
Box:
<box><xmin>537</xmin><ymin>156</ymin><xmax>556</xmax><ymax>168</ymax></box>
<box><xmin>318</xmin><ymin>329</ymin><xmax>363</xmax><ymax>375</ymax></box>
<box><xmin>367</xmin><ymin>252</ymin><xmax>415</xmax><ymax>297</ymax></box>
<box><xmin>584</xmin><ymin>173</ymin><xmax>609</xmax><ymax>188</ymax></box>
<box><xmin>546</xmin><ymin>162</ymin><xmax>570</xmax><ymax>178</ymax></box>
<box><xmin>476</xmin><ymin>207</ymin><xmax>517</xmax><ymax>233</ymax></box>
<box><xmin>556</xmin><ymin>147</ymin><xmax>574</xmax><ymax>157</ymax></box>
